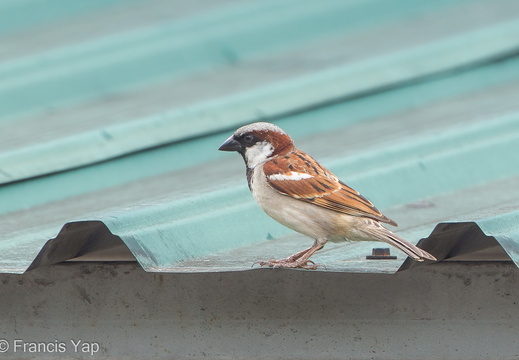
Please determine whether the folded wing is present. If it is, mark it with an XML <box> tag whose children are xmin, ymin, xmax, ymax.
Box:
<box><xmin>264</xmin><ymin>151</ymin><xmax>397</xmax><ymax>226</ymax></box>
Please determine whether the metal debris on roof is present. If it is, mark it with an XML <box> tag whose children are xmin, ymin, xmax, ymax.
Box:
<box><xmin>1</xmin><ymin>0</ymin><xmax>519</xmax><ymax>274</ymax></box>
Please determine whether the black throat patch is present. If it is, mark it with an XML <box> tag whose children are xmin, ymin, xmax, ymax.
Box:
<box><xmin>246</xmin><ymin>167</ymin><xmax>254</xmax><ymax>191</ymax></box>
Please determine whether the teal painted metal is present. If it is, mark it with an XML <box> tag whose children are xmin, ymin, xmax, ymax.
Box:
<box><xmin>0</xmin><ymin>0</ymin><xmax>470</xmax><ymax>120</ymax></box>
<box><xmin>0</xmin><ymin>0</ymin><xmax>134</xmax><ymax>35</ymax></box>
<box><xmin>1</xmin><ymin>0</ymin><xmax>517</xmax><ymax>184</ymax></box>
<box><xmin>2</xmin><ymin>113</ymin><xmax>519</xmax><ymax>273</ymax></box>
<box><xmin>9</xmin><ymin>175</ymin><xmax>519</xmax><ymax>274</ymax></box>
<box><xmin>1</xmin><ymin>0</ymin><xmax>519</xmax><ymax>274</ymax></box>
<box><xmin>3</xmin><ymin>58</ymin><xmax>519</xmax><ymax>215</ymax></box>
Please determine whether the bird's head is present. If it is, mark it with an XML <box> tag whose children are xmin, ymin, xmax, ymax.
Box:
<box><xmin>218</xmin><ymin>122</ymin><xmax>294</xmax><ymax>168</ymax></box>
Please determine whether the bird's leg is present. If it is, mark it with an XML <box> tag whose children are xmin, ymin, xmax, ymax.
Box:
<box><xmin>256</xmin><ymin>242</ymin><xmax>324</xmax><ymax>270</ymax></box>
<box><xmin>284</xmin><ymin>247</ymin><xmax>314</xmax><ymax>262</ymax></box>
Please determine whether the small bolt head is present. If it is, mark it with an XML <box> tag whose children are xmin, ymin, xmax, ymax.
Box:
<box><xmin>366</xmin><ymin>248</ymin><xmax>397</xmax><ymax>260</ymax></box>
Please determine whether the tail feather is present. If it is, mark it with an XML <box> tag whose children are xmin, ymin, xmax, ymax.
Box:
<box><xmin>366</xmin><ymin>224</ymin><xmax>436</xmax><ymax>262</ymax></box>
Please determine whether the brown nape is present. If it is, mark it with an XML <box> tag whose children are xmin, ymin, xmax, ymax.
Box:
<box><xmin>261</xmin><ymin>131</ymin><xmax>294</xmax><ymax>156</ymax></box>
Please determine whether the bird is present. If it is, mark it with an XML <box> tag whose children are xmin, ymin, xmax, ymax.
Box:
<box><xmin>218</xmin><ymin>122</ymin><xmax>436</xmax><ymax>269</ymax></box>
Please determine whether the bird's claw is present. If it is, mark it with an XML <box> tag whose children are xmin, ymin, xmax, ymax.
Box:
<box><xmin>253</xmin><ymin>258</ymin><xmax>321</xmax><ymax>270</ymax></box>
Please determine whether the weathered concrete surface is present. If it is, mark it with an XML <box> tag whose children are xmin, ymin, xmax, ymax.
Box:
<box><xmin>0</xmin><ymin>262</ymin><xmax>517</xmax><ymax>359</ymax></box>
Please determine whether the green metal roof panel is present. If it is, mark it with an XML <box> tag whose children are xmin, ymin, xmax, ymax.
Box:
<box><xmin>0</xmin><ymin>0</ymin><xmax>136</xmax><ymax>35</ymax></box>
<box><xmin>1</xmin><ymin>0</ymin><xmax>519</xmax><ymax>274</ymax></box>
<box><xmin>3</xmin><ymin>0</ymin><xmax>519</xmax><ymax>184</ymax></box>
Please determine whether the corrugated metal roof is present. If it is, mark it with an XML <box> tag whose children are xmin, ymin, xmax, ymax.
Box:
<box><xmin>1</xmin><ymin>0</ymin><xmax>519</xmax><ymax>274</ymax></box>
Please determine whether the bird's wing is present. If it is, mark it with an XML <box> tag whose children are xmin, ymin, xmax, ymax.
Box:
<box><xmin>263</xmin><ymin>150</ymin><xmax>397</xmax><ymax>226</ymax></box>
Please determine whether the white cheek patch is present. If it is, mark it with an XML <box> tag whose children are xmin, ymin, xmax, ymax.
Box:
<box><xmin>268</xmin><ymin>172</ymin><xmax>313</xmax><ymax>181</ymax></box>
<box><xmin>245</xmin><ymin>141</ymin><xmax>274</xmax><ymax>168</ymax></box>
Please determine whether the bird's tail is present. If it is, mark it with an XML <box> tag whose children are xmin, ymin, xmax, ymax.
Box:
<box><xmin>366</xmin><ymin>224</ymin><xmax>436</xmax><ymax>262</ymax></box>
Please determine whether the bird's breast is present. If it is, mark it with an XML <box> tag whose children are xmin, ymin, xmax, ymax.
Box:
<box><xmin>249</xmin><ymin>164</ymin><xmax>354</xmax><ymax>242</ymax></box>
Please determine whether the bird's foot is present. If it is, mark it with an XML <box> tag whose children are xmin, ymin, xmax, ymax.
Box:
<box><xmin>254</xmin><ymin>258</ymin><xmax>320</xmax><ymax>270</ymax></box>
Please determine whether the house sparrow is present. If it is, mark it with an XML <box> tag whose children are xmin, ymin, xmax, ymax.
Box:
<box><xmin>218</xmin><ymin>122</ymin><xmax>436</xmax><ymax>269</ymax></box>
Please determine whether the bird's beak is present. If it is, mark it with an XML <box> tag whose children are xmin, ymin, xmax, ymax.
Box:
<box><xmin>218</xmin><ymin>136</ymin><xmax>241</xmax><ymax>152</ymax></box>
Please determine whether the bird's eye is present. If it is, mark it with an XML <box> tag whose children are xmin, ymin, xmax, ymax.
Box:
<box><xmin>243</xmin><ymin>135</ymin><xmax>254</xmax><ymax>144</ymax></box>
